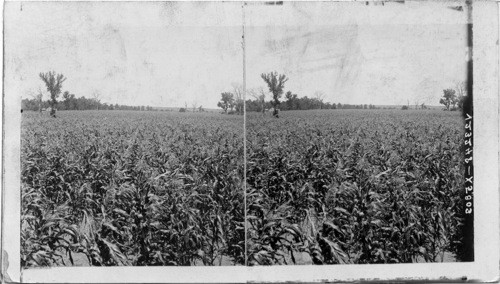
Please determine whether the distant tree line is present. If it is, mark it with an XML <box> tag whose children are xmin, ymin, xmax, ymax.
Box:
<box><xmin>246</xmin><ymin>94</ymin><xmax>378</xmax><ymax>112</ymax></box>
<box><xmin>23</xmin><ymin>71</ymin><xmax>159</xmax><ymax>114</ymax></box>
<box><xmin>22</xmin><ymin>91</ymin><xmax>156</xmax><ymax>112</ymax></box>
<box><xmin>218</xmin><ymin>71</ymin><xmax>379</xmax><ymax>117</ymax></box>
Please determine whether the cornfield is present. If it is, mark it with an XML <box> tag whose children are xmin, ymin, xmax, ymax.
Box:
<box><xmin>246</xmin><ymin>110</ymin><xmax>465</xmax><ymax>264</ymax></box>
<box><xmin>21</xmin><ymin>109</ymin><xmax>466</xmax><ymax>267</ymax></box>
<box><xmin>22</xmin><ymin>111</ymin><xmax>245</xmax><ymax>266</ymax></box>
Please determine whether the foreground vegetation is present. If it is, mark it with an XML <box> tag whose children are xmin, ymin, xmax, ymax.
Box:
<box><xmin>21</xmin><ymin>111</ymin><xmax>244</xmax><ymax>267</ymax></box>
<box><xmin>246</xmin><ymin>110</ymin><xmax>465</xmax><ymax>265</ymax></box>
<box><xmin>21</xmin><ymin>109</ymin><xmax>466</xmax><ymax>267</ymax></box>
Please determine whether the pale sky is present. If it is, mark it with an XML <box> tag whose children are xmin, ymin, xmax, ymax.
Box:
<box><xmin>5</xmin><ymin>1</ymin><xmax>467</xmax><ymax>108</ymax></box>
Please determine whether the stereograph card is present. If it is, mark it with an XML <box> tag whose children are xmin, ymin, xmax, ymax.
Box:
<box><xmin>1</xmin><ymin>0</ymin><xmax>499</xmax><ymax>283</ymax></box>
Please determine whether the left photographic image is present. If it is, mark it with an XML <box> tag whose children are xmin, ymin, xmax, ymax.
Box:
<box><xmin>9</xmin><ymin>1</ymin><xmax>245</xmax><ymax>267</ymax></box>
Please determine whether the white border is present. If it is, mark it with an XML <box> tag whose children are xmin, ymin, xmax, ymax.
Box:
<box><xmin>2</xmin><ymin>1</ymin><xmax>499</xmax><ymax>283</ymax></box>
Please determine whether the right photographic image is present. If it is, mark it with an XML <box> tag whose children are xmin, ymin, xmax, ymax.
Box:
<box><xmin>243</xmin><ymin>1</ymin><xmax>472</xmax><ymax>265</ymax></box>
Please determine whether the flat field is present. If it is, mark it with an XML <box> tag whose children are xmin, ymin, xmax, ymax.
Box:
<box><xmin>21</xmin><ymin>111</ymin><xmax>245</xmax><ymax>266</ymax></box>
<box><xmin>21</xmin><ymin>109</ymin><xmax>465</xmax><ymax>267</ymax></box>
<box><xmin>246</xmin><ymin>110</ymin><xmax>465</xmax><ymax>265</ymax></box>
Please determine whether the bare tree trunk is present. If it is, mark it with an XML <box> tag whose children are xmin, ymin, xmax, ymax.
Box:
<box><xmin>273</xmin><ymin>107</ymin><xmax>279</xmax><ymax>118</ymax></box>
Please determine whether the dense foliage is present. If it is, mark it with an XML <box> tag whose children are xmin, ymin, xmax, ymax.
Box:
<box><xmin>39</xmin><ymin>71</ymin><xmax>66</xmax><ymax>117</ymax></box>
<box><xmin>22</xmin><ymin>95</ymin><xmax>155</xmax><ymax>112</ymax></box>
<box><xmin>246</xmin><ymin>110</ymin><xmax>465</xmax><ymax>265</ymax></box>
<box><xmin>21</xmin><ymin>109</ymin><xmax>466</xmax><ymax>267</ymax></box>
<box><xmin>439</xmin><ymin>82</ymin><xmax>467</xmax><ymax>111</ymax></box>
<box><xmin>261</xmin><ymin>72</ymin><xmax>288</xmax><ymax>117</ymax></box>
<box><xmin>245</xmin><ymin>97</ymin><xmax>378</xmax><ymax>112</ymax></box>
<box><xmin>21</xmin><ymin>111</ymin><xmax>244</xmax><ymax>267</ymax></box>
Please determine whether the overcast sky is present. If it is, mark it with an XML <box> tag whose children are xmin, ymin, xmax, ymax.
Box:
<box><xmin>5</xmin><ymin>1</ymin><xmax>467</xmax><ymax>108</ymax></box>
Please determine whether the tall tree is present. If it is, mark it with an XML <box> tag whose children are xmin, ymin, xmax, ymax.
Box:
<box><xmin>439</xmin><ymin>89</ymin><xmax>456</xmax><ymax>111</ymax></box>
<box><xmin>39</xmin><ymin>71</ymin><xmax>66</xmax><ymax>117</ymax></box>
<box><xmin>261</xmin><ymin>71</ymin><xmax>288</xmax><ymax>117</ymax></box>
<box><xmin>217</xmin><ymin>92</ymin><xmax>234</xmax><ymax>114</ymax></box>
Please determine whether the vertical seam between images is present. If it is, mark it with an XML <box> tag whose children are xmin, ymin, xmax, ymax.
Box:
<box><xmin>242</xmin><ymin>1</ymin><xmax>248</xmax><ymax>267</ymax></box>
